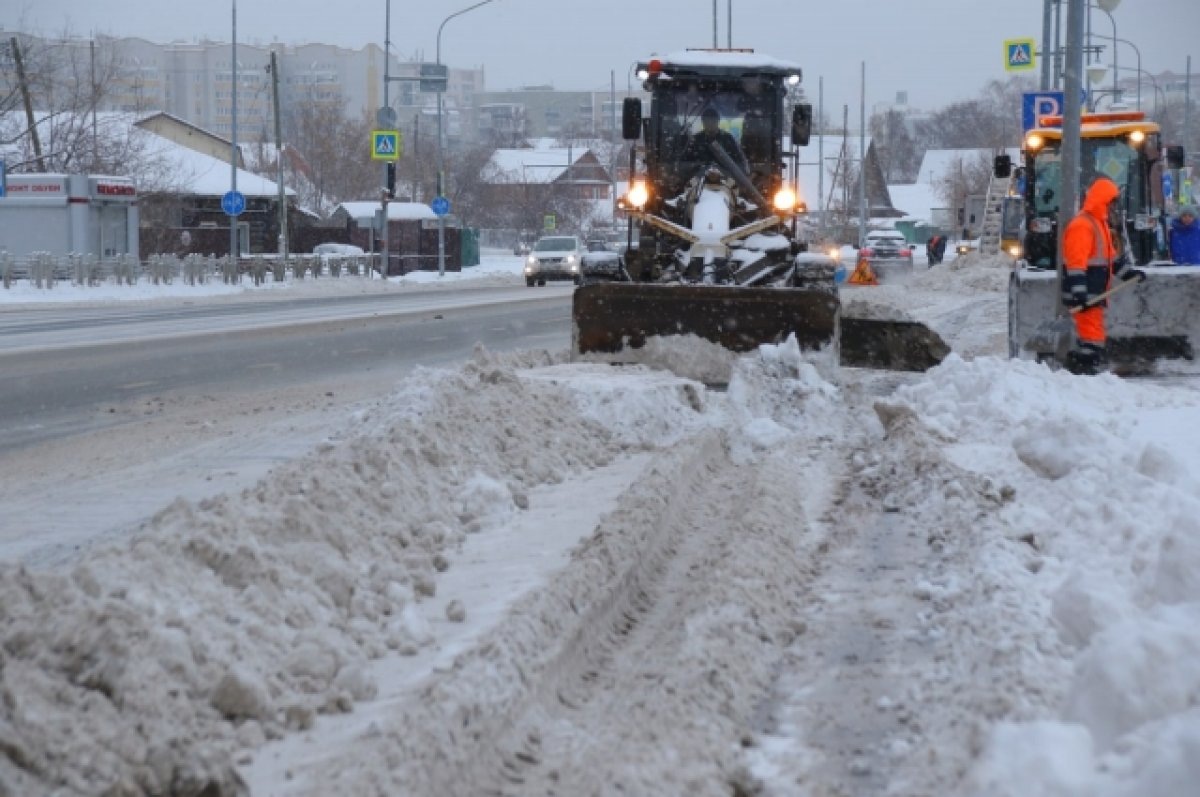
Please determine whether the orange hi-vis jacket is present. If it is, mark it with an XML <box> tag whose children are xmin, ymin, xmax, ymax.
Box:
<box><xmin>1062</xmin><ymin>177</ymin><xmax>1119</xmax><ymax>344</ymax></box>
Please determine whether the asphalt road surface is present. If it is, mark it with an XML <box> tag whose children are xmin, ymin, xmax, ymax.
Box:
<box><xmin>0</xmin><ymin>288</ymin><xmax>573</xmax><ymax>452</ymax></box>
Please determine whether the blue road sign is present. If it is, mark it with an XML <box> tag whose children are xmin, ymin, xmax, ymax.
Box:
<box><xmin>221</xmin><ymin>190</ymin><xmax>246</xmax><ymax>216</ymax></box>
<box><xmin>1023</xmin><ymin>92</ymin><xmax>1064</xmax><ymax>132</ymax></box>
<box><xmin>431</xmin><ymin>196</ymin><xmax>450</xmax><ymax>217</ymax></box>
<box><xmin>371</xmin><ymin>130</ymin><xmax>401</xmax><ymax>161</ymax></box>
<box><xmin>1005</xmin><ymin>39</ymin><xmax>1036</xmax><ymax>72</ymax></box>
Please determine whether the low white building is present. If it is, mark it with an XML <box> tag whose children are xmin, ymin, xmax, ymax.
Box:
<box><xmin>0</xmin><ymin>173</ymin><xmax>139</xmax><ymax>260</ymax></box>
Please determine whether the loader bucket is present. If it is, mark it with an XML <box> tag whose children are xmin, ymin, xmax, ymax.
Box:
<box><xmin>840</xmin><ymin>316</ymin><xmax>950</xmax><ymax>371</ymax></box>
<box><xmin>572</xmin><ymin>283</ymin><xmax>839</xmax><ymax>355</ymax></box>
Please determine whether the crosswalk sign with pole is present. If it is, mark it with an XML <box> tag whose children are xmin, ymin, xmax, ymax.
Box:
<box><xmin>371</xmin><ymin>130</ymin><xmax>401</xmax><ymax>161</ymax></box>
<box><xmin>1004</xmin><ymin>39</ymin><xmax>1036</xmax><ymax>72</ymax></box>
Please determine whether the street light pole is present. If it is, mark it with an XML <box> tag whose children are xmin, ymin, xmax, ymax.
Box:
<box><xmin>1111</xmin><ymin>65</ymin><xmax>1161</xmax><ymax>117</ymax></box>
<box><xmin>1088</xmin><ymin>3</ymin><xmax>1120</xmax><ymax>104</ymax></box>
<box><xmin>437</xmin><ymin>0</ymin><xmax>498</xmax><ymax>277</ymax></box>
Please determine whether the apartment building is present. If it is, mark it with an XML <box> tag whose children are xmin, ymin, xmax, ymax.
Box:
<box><xmin>5</xmin><ymin>33</ymin><xmax>484</xmax><ymax>145</ymax></box>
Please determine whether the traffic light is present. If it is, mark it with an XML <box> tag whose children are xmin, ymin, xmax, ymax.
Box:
<box><xmin>386</xmin><ymin>162</ymin><xmax>396</xmax><ymax>196</ymax></box>
<box><xmin>1166</xmin><ymin>145</ymin><xmax>1185</xmax><ymax>169</ymax></box>
<box><xmin>993</xmin><ymin>154</ymin><xmax>1012</xmax><ymax>178</ymax></box>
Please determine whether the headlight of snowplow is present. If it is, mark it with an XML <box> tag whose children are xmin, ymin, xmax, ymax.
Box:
<box><xmin>772</xmin><ymin>187</ymin><xmax>798</xmax><ymax>213</ymax></box>
<box><xmin>1007</xmin><ymin>244</ymin><xmax>1022</xmax><ymax>257</ymax></box>
<box><xmin>1025</xmin><ymin>133</ymin><xmax>1044</xmax><ymax>151</ymax></box>
<box><xmin>626</xmin><ymin>180</ymin><xmax>650</xmax><ymax>209</ymax></box>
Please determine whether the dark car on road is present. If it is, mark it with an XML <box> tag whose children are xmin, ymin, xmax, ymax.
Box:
<box><xmin>859</xmin><ymin>230</ymin><xmax>914</xmax><ymax>279</ymax></box>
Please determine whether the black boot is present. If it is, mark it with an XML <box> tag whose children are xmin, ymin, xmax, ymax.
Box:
<box><xmin>1066</xmin><ymin>342</ymin><xmax>1108</xmax><ymax>375</ymax></box>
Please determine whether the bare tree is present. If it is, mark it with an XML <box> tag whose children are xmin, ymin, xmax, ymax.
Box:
<box><xmin>443</xmin><ymin>142</ymin><xmax>501</xmax><ymax>227</ymax></box>
<box><xmin>870</xmin><ymin>108</ymin><xmax>920</xmax><ymax>183</ymax></box>
<box><xmin>282</xmin><ymin>93</ymin><xmax>377</xmax><ymax>212</ymax></box>
<box><xmin>0</xmin><ymin>32</ymin><xmax>128</xmax><ymax>174</ymax></box>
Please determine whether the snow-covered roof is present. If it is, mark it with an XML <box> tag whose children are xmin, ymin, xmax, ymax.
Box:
<box><xmin>484</xmin><ymin>141</ymin><xmax>599</xmax><ymax>184</ymax></box>
<box><xmin>916</xmin><ymin>147</ymin><xmax>1019</xmax><ymax>185</ymax></box>
<box><xmin>336</xmin><ymin>201</ymin><xmax>436</xmax><ymax>222</ymax></box>
<box><xmin>1</xmin><ymin>111</ymin><xmax>292</xmax><ymax>199</ymax></box>
<box><xmin>887</xmin><ymin>182</ymin><xmax>946</xmax><ymax>223</ymax></box>
<box><xmin>138</xmin><ymin>130</ymin><xmax>291</xmax><ymax>198</ymax></box>
<box><xmin>652</xmin><ymin>50</ymin><xmax>803</xmax><ymax>75</ymax></box>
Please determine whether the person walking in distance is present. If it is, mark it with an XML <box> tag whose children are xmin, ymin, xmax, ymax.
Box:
<box><xmin>1061</xmin><ymin>176</ymin><xmax>1146</xmax><ymax>375</ymax></box>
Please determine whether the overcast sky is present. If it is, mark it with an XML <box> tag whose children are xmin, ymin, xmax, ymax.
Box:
<box><xmin>5</xmin><ymin>0</ymin><xmax>1197</xmax><ymax>116</ymax></box>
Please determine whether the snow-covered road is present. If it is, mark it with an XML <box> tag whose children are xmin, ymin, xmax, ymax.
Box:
<box><xmin>3</xmin><ymin>253</ymin><xmax>1200</xmax><ymax>796</ymax></box>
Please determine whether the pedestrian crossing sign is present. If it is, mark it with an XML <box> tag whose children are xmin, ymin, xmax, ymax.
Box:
<box><xmin>1005</xmin><ymin>39</ymin><xmax>1036</xmax><ymax>72</ymax></box>
<box><xmin>371</xmin><ymin>130</ymin><xmax>401</xmax><ymax>161</ymax></box>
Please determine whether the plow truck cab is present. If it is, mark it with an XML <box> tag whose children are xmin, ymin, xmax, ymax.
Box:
<box><xmin>571</xmin><ymin>49</ymin><xmax>947</xmax><ymax>372</ymax></box>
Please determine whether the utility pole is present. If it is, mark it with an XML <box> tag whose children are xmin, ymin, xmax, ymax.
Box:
<box><xmin>712</xmin><ymin>0</ymin><xmax>718</xmax><ymax>47</ymax></box>
<box><xmin>381</xmin><ymin>0</ymin><xmax>392</xmax><ymax>278</ymax></box>
<box><xmin>818</xmin><ymin>76</ymin><xmax>824</xmax><ymax>234</ymax></box>
<box><xmin>1053</xmin><ymin>0</ymin><xmax>1064</xmax><ymax>89</ymax></box>
<box><xmin>1059</xmin><ymin>0</ymin><xmax>1085</xmax><ymax>319</ymax></box>
<box><xmin>1041</xmin><ymin>0</ymin><xmax>1054</xmax><ymax>90</ymax></box>
<box><xmin>858</xmin><ymin>61</ymin><xmax>867</xmax><ymax>247</ymax></box>
<box><xmin>269</xmin><ymin>50</ymin><xmax>287</xmax><ymax>261</ymax></box>
<box><xmin>11</xmin><ymin>38</ymin><xmax>46</xmax><ymax>172</ymax></box>
<box><xmin>1186</xmin><ymin>55</ymin><xmax>1193</xmax><ymax>163</ymax></box>
<box><xmin>90</xmin><ymin>39</ymin><xmax>99</xmax><ymax>170</ymax></box>
<box><xmin>230</xmin><ymin>0</ymin><xmax>239</xmax><ymax>262</ymax></box>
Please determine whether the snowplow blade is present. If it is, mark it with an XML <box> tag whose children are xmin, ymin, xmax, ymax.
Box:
<box><xmin>572</xmin><ymin>283</ymin><xmax>949</xmax><ymax>372</ymax></box>
<box><xmin>572</xmin><ymin>282</ymin><xmax>839</xmax><ymax>355</ymax></box>
<box><xmin>1009</xmin><ymin>265</ymin><xmax>1200</xmax><ymax>368</ymax></box>
<box><xmin>840</xmin><ymin>316</ymin><xmax>950</xmax><ymax>371</ymax></box>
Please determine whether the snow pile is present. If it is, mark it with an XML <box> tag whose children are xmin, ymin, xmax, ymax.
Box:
<box><xmin>295</xmin><ymin>344</ymin><xmax>851</xmax><ymax>796</ymax></box>
<box><xmin>0</xmin><ymin>253</ymin><xmax>529</xmax><ymax>307</ymax></box>
<box><xmin>888</xmin><ymin>355</ymin><xmax>1200</xmax><ymax>796</ymax></box>
<box><xmin>0</xmin><ymin>346</ymin><xmax>707</xmax><ymax>796</ymax></box>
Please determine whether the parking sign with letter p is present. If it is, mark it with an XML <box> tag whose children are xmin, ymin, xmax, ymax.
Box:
<box><xmin>1022</xmin><ymin>91</ymin><xmax>1064</xmax><ymax>133</ymax></box>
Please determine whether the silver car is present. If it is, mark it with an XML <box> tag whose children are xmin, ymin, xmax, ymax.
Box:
<box><xmin>524</xmin><ymin>235</ymin><xmax>583</xmax><ymax>286</ymax></box>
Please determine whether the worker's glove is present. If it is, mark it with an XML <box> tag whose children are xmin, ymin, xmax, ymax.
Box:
<box><xmin>1115</xmin><ymin>260</ymin><xmax>1147</xmax><ymax>282</ymax></box>
<box><xmin>1065</xmin><ymin>291</ymin><xmax>1090</xmax><ymax>310</ymax></box>
<box><xmin>1062</xmin><ymin>271</ymin><xmax>1089</xmax><ymax>308</ymax></box>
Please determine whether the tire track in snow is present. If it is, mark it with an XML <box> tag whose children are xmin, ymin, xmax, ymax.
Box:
<box><xmin>311</xmin><ymin>428</ymin><xmax>833</xmax><ymax>796</ymax></box>
<box><xmin>748</xmin><ymin>395</ymin><xmax>1055</xmax><ymax>796</ymax></box>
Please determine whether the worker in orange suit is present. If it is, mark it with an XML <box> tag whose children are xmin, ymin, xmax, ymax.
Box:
<box><xmin>1061</xmin><ymin>176</ymin><xmax>1145</xmax><ymax>374</ymax></box>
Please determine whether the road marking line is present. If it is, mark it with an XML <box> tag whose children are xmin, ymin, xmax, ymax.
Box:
<box><xmin>117</xmin><ymin>381</ymin><xmax>156</xmax><ymax>389</ymax></box>
<box><xmin>245</xmin><ymin>363</ymin><xmax>282</xmax><ymax>370</ymax></box>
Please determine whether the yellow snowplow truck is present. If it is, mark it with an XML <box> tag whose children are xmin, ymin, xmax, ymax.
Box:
<box><xmin>1008</xmin><ymin>110</ymin><xmax>1199</xmax><ymax>367</ymax></box>
<box><xmin>571</xmin><ymin>50</ymin><xmax>947</xmax><ymax>372</ymax></box>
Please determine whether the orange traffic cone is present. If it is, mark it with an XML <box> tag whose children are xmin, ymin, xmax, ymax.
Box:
<box><xmin>847</xmin><ymin>254</ymin><xmax>878</xmax><ymax>286</ymax></box>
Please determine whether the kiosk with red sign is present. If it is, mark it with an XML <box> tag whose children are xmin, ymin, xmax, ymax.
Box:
<box><xmin>0</xmin><ymin>173</ymin><xmax>139</xmax><ymax>260</ymax></box>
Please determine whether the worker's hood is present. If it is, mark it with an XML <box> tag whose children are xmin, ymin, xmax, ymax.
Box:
<box><xmin>1081</xmin><ymin>177</ymin><xmax>1120</xmax><ymax>217</ymax></box>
